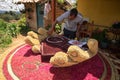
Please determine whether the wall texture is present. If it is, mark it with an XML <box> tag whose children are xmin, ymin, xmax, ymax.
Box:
<box><xmin>77</xmin><ymin>0</ymin><xmax>120</xmax><ymax>27</ymax></box>
<box><xmin>25</xmin><ymin>3</ymin><xmax>37</xmax><ymax>31</ymax></box>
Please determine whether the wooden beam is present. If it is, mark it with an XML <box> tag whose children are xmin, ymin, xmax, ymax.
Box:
<box><xmin>51</xmin><ymin>0</ymin><xmax>56</xmax><ymax>23</ymax></box>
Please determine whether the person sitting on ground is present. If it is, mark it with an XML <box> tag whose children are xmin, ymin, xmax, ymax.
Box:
<box><xmin>80</xmin><ymin>20</ymin><xmax>88</xmax><ymax>31</ymax></box>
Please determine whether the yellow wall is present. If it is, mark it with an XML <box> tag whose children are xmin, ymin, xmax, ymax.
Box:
<box><xmin>77</xmin><ymin>0</ymin><xmax>120</xmax><ymax>27</ymax></box>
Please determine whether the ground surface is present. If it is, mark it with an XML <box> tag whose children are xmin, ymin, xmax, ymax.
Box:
<box><xmin>0</xmin><ymin>34</ymin><xmax>26</xmax><ymax>79</ymax></box>
<box><xmin>0</xmin><ymin>34</ymin><xmax>119</xmax><ymax>79</ymax></box>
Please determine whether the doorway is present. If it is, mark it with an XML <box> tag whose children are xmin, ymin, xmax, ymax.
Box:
<box><xmin>36</xmin><ymin>3</ymin><xmax>44</xmax><ymax>28</ymax></box>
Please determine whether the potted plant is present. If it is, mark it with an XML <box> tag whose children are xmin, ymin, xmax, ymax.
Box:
<box><xmin>92</xmin><ymin>28</ymin><xmax>108</xmax><ymax>48</ymax></box>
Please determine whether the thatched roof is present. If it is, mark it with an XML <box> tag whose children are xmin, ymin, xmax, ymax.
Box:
<box><xmin>13</xmin><ymin>0</ymin><xmax>43</xmax><ymax>3</ymax></box>
<box><xmin>13</xmin><ymin>0</ymin><xmax>73</xmax><ymax>4</ymax></box>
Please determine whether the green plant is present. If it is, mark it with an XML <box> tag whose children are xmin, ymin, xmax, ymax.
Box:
<box><xmin>7</xmin><ymin>23</ymin><xmax>21</xmax><ymax>37</ymax></box>
<box><xmin>0</xmin><ymin>13</ymin><xmax>29</xmax><ymax>48</ymax></box>
<box><xmin>17</xmin><ymin>14</ymin><xmax>30</xmax><ymax>34</ymax></box>
<box><xmin>0</xmin><ymin>19</ymin><xmax>7</xmax><ymax>30</ymax></box>
<box><xmin>55</xmin><ymin>24</ymin><xmax>61</xmax><ymax>33</ymax></box>
<box><xmin>0</xmin><ymin>34</ymin><xmax>12</xmax><ymax>48</ymax></box>
<box><xmin>0</xmin><ymin>28</ymin><xmax>12</xmax><ymax>48</ymax></box>
<box><xmin>0</xmin><ymin>19</ymin><xmax>20</xmax><ymax>48</ymax></box>
<box><xmin>92</xmin><ymin>28</ymin><xmax>108</xmax><ymax>48</ymax></box>
<box><xmin>57</xmin><ymin>0</ymin><xmax>65</xmax><ymax>4</ymax></box>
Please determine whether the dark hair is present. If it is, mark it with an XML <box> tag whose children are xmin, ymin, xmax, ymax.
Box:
<box><xmin>82</xmin><ymin>21</ymin><xmax>88</xmax><ymax>25</ymax></box>
<box><xmin>70</xmin><ymin>8</ymin><xmax>78</xmax><ymax>17</ymax></box>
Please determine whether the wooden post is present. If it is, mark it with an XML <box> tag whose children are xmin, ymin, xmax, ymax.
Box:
<box><xmin>51</xmin><ymin>0</ymin><xmax>56</xmax><ymax>23</ymax></box>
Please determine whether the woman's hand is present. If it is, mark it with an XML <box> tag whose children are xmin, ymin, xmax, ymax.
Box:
<box><xmin>47</xmin><ymin>29</ymin><xmax>53</xmax><ymax>35</ymax></box>
<box><xmin>48</xmin><ymin>20</ymin><xmax>58</xmax><ymax>35</ymax></box>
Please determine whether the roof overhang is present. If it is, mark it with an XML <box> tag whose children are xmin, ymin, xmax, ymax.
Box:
<box><xmin>13</xmin><ymin>0</ymin><xmax>44</xmax><ymax>4</ymax></box>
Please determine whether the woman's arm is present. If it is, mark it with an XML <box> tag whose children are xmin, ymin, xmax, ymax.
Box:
<box><xmin>47</xmin><ymin>11</ymin><xmax>69</xmax><ymax>35</ymax></box>
<box><xmin>47</xmin><ymin>20</ymin><xmax>58</xmax><ymax>35</ymax></box>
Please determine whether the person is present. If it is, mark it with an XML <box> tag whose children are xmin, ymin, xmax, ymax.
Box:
<box><xmin>43</xmin><ymin>0</ymin><xmax>51</xmax><ymax>27</ymax></box>
<box><xmin>44</xmin><ymin>0</ymin><xmax>51</xmax><ymax>19</ymax></box>
<box><xmin>48</xmin><ymin>8</ymin><xmax>85</xmax><ymax>39</ymax></box>
<box><xmin>80</xmin><ymin>20</ymin><xmax>88</xmax><ymax>31</ymax></box>
<box><xmin>77</xmin><ymin>20</ymin><xmax>90</xmax><ymax>40</ymax></box>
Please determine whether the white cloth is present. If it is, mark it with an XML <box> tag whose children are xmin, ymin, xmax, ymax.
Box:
<box><xmin>56</xmin><ymin>10</ymin><xmax>83</xmax><ymax>32</ymax></box>
<box><xmin>44</xmin><ymin>2</ymin><xmax>51</xmax><ymax>19</ymax></box>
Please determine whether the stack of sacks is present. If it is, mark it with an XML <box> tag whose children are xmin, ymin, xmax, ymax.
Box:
<box><xmin>27</xmin><ymin>31</ymin><xmax>39</xmax><ymax>39</ymax></box>
<box><xmin>25</xmin><ymin>28</ymin><xmax>48</xmax><ymax>54</ymax></box>
<box><xmin>50</xmin><ymin>52</ymin><xmax>77</xmax><ymax>67</ymax></box>
<box><xmin>25</xmin><ymin>31</ymin><xmax>40</xmax><ymax>46</ymax></box>
<box><xmin>31</xmin><ymin>45</ymin><xmax>41</xmax><ymax>53</ymax></box>
<box><xmin>38</xmin><ymin>27</ymin><xmax>57</xmax><ymax>41</ymax></box>
<box><xmin>25</xmin><ymin>27</ymin><xmax>57</xmax><ymax>54</ymax></box>
<box><xmin>50</xmin><ymin>52</ymin><xmax>68</xmax><ymax>67</ymax></box>
<box><xmin>24</xmin><ymin>36</ymin><xmax>39</xmax><ymax>46</ymax></box>
<box><xmin>87</xmin><ymin>39</ymin><xmax>98</xmax><ymax>55</ymax></box>
<box><xmin>67</xmin><ymin>45</ymin><xmax>90</xmax><ymax>62</ymax></box>
<box><xmin>25</xmin><ymin>31</ymin><xmax>41</xmax><ymax>54</ymax></box>
<box><xmin>38</xmin><ymin>28</ymin><xmax>48</xmax><ymax>41</ymax></box>
<box><xmin>50</xmin><ymin>39</ymin><xmax>98</xmax><ymax>67</ymax></box>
